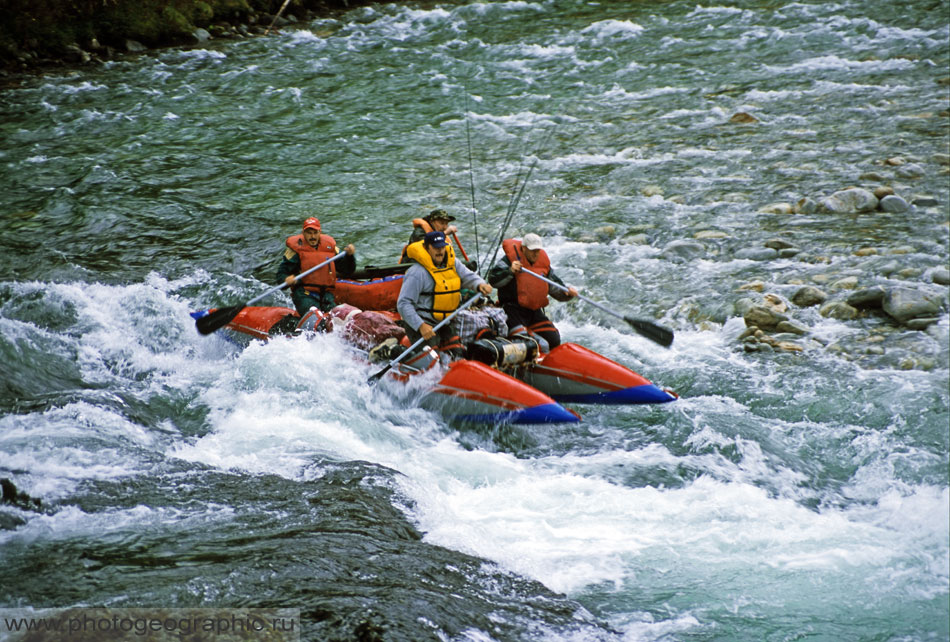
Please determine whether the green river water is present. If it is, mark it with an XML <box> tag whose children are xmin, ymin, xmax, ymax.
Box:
<box><xmin>1</xmin><ymin>0</ymin><xmax>948</xmax><ymax>640</ymax></box>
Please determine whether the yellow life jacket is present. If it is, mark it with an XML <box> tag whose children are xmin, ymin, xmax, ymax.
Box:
<box><xmin>405</xmin><ymin>240</ymin><xmax>460</xmax><ymax>321</ymax></box>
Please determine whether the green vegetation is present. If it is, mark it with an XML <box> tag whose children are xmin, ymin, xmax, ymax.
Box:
<box><xmin>0</xmin><ymin>0</ymin><xmax>367</xmax><ymax>71</ymax></box>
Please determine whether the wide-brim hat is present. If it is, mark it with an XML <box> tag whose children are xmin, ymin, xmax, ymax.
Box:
<box><xmin>427</xmin><ymin>209</ymin><xmax>455</xmax><ymax>222</ymax></box>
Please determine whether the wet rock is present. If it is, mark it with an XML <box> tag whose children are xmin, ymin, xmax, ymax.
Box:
<box><xmin>661</xmin><ymin>240</ymin><xmax>705</xmax><ymax>260</ymax></box>
<box><xmin>762</xmin><ymin>293</ymin><xmax>788</xmax><ymax>313</ymax></box>
<box><xmin>895</xmin><ymin>163</ymin><xmax>925</xmax><ymax>179</ymax></box>
<box><xmin>1</xmin><ymin>478</ymin><xmax>43</xmax><ymax>512</ymax></box>
<box><xmin>879</xmin><ymin>194</ymin><xmax>910</xmax><ymax>212</ymax></box>
<box><xmin>779</xmin><ymin>247</ymin><xmax>801</xmax><ymax>258</ymax></box>
<box><xmin>829</xmin><ymin>276</ymin><xmax>859</xmax><ymax>291</ymax></box>
<box><xmin>819</xmin><ymin>301</ymin><xmax>858</xmax><ymax>320</ymax></box>
<box><xmin>642</xmin><ymin>185</ymin><xmax>664</xmax><ymax>197</ymax></box>
<box><xmin>593</xmin><ymin>225</ymin><xmax>616</xmax><ymax>241</ymax></box>
<box><xmin>934</xmin><ymin>153</ymin><xmax>950</xmax><ymax>166</ymax></box>
<box><xmin>744</xmin><ymin>305</ymin><xmax>788</xmax><ymax>329</ymax></box>
<box><xmin>884</xmin><ymin>157</ymin><xmax>906</xmax><ymax>166</ymax></box>
<box><xmin>819</xmin><ymin>188</ymin><xmax>879</xmax><ymax>213</ymax></box>
<box><xmin>0</xmin><ymin>513</ymin><xmax>26</xmax><ymax>530</ymax></box>
<box><xmin>911</xmin><ymin>196</ymin><xmax>939</xmax><ymax>207</ymax></box>
<box><xmin>735</xmin><ymin>247</ymin><xmax>778</xmax><ymax>261</ymax></box>
<box><xmin>905</xmin><ymin>317</ymin><xmax>939</xmax><ymax>331</ymax></box>
<box><xmin>775</xmin><ymin>319</ymin><xmax>808</xmax><ymax>335</ymax></box>
<box><xmin>846</xmin><ymin>286</ymin><xmax>886</xmax><ymax>309</ymax></box>
<box><xmin>882</xmin><ymin>287</ymin><xmax>941</xmax><ymax>324</ymax></box>
<box><xmin>932</xmin><ymin>268</ymin><xmax>950</xmax><ymax>285</ymax></box>
<box><xmin>620</xmin><ymin>232</ymin><xmax>649</xmax><ymax>245</ymax></box>
<box><xmin>792</xmin><ymin>285</ymin><xmax>827</xmax><ymax>307</ymax></box>
<box><xmin>854</xmin><ymin>247</ymin><xmax>878</xmax><ymax>256</ymax></box>
<box><xmin>738</xmin><ymin>280</ymin><xmax>765</xmax><ymax>292</ymax></box>
<box><xmin>729</xmin><ymin>112</ymin><xmax>759</xmax><ymax>124</ymax></box>
<box><xmin>794</xmin><ymin>197</ymin><xmax>818</xmax><ymax>214</ymax></box>
<box><xmin>860</xmin><ymin>172</ymin><xmax>888</xmax><ymax>182</ymax></box>
<box><xmin>764</xmin><ymin>238</ymin><xmax>795</xmax><ymax>250</ymax></box>
<box><xmin>125</xmin><ymin>39</ymin><xmax>147</xmax><ymax>53</ymax></box>
<box><xmin>776</xmin><ymin>341</ymin><xmax>805</xmax><ymax>352</ymax></box>
<box><xmin>872</xmin><ymin>186</ymin><xmax>895</xmax><ymax>199</ymax></box>
<box><xmin>695</xmin><ymin>230</ymin><xmax>729</xmax><ymax>239</ymax></box>
<box><xmin>759</xmin><ymin>202</ymin><xmax>794</xmax><ymax>214</ymax></box>
<box><xmin>193</xmin><ymin>28</ymin><xmax>212</xmax><ymax>43</ymax></box>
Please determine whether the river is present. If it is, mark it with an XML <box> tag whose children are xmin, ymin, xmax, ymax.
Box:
<box><xmin>1</xmin><ymin>0</ymin><xmax>948</xmax><ymax>640</ymax></box>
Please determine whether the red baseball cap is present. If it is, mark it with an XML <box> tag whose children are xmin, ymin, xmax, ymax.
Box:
<box><xmin>303</xmin><ymin>217</ymin><xmax>321</xmax><ymax>231</ymax></box>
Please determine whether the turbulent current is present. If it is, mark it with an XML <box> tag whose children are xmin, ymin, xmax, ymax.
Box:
<box><xmin>1</xmin><ymin>0</ymin><xmax>948</xmax><ymax>640</ymax></box>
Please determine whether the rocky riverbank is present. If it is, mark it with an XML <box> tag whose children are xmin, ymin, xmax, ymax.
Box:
<box><xmin>0</xmin><ymin>0</ymin><xmax>382</xmax><ymax>82</ymax></box>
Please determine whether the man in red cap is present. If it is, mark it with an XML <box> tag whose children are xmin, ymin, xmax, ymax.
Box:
<box><xmin>277</xmin><ymin>217</ymin><xmax>356</xmax><ymax>314</ymax></box>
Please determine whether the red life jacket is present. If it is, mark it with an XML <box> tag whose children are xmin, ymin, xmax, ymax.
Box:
<box><xmin>502</xmin><ymin>238</ymin><xmax>551</xmax><ymax>310</ymax></box>
<box><xmin>286</xmin><ymin>233</ymin><xmax>337</xmax><ymax>288</ymax></box>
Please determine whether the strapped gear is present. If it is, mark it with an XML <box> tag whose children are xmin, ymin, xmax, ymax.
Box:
<box><xmin>286</xmin><ymin>233</ymin><xmax>338</xmax><ymax>290</ymax></box>
<box><xmin>503</xmin><ymin>238</ymin><xmax>551</xmax><ymax>310</ymax></box>
<box><xmin>404</xmin><ymin>240</ymin><xmax>461</xmax><ymax>321</ymax></box>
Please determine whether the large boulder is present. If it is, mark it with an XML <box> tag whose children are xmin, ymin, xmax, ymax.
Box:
<box><xmin>818</xmin><ymin>188</ymin><xmax>879</xmax><ymax>213</ymax></box>
<box><xmin>881</xmin><ymin>287</ymin><xmax>941</xmax><ymax>325</ymax></box>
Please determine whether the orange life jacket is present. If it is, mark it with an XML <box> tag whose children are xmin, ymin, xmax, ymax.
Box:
<box><xmin>286</xmin><ymin>233</ymin><xmax>337</xmax><ymax>288</ymax></box>
<box><xmin>399</xmin><ymin>219</ymin><xmax>434</xmax><ymax>263</ymax></box>
<box><xmin>502</xmin><ymin>238</ymin><xmax>551</xmax><ymax>310</ymax></box>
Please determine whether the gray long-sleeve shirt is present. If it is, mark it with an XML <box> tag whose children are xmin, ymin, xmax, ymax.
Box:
<box><xmin>397</xmin><ymin>259</ymin><xmax>486</xmax><ymax>331</ymax></box>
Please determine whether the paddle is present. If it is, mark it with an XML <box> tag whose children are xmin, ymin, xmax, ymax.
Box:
<box><xmin>367</xmin><ymin>293</ymin><xmax>484</xmax><ymax>385</ymax></box>
<box><xmin>519</xmin><ymin>269</ymin><xmax>674</xmax><ymax>347</ymax></box>
<box><xmin>195</xmin><ymin>251</ymin><xmax>347</xmax><ymax>335</ymax></box>
<box><xmin>451</xmin><ymin>232</ymin><xmax>470</xmax><ymax>262</ymax></box>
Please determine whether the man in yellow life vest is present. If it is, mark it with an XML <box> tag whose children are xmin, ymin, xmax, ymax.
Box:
<box><xmin>399</xmin><ymin>209</ymin><xmax>477</xmax><ymax>271</ymax></box>
<box><xmin>487</xmin><ymin>233</ymin><xmax>577</xmax><ymax>351</ymax></box>
<box><xmin>277</xmin><ymin>217</ymin><xmax>356</xmax><ymax>315</ymax></box>
<box><xmin>397</xmin><ymin>230</ymin><xmax>492</xmax><ymax>359</ymax></box>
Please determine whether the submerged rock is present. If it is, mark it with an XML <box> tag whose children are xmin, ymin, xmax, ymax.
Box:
<box><xmin>735</xmin><ymin>247</ymin><xmax>778</xmax><ymax>261</ymax></box>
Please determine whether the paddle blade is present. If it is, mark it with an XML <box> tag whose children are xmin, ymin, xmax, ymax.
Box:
<box><xmin>624</xmin><ymin>316</ymin><xmax>674</xmax><ymax>347</ymax></box>
<box><xmin>195</xmin><ymin>304</ymin><xmax>245</xmax><ymax>335</ymax></box>
<box><xmin>367</xmin><ymin>363</ymin><xmax>393</xmax><ymax>386</ymax></box>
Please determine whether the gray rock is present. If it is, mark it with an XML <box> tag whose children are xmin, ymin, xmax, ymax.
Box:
<box><xmin>860</xmin><ymin>172</ymin><xmax>888</xmax><ymax>182</ymax></box>
<box><xmin>895</xmin><ymin>163</ymin><xmax>925</xmax><ymax>179</ymax></box>
<box><xmin>735</xmin><ymin>247</ymin><xmax>779</xmax><ymax>261</ymax></box>
<box><xmin>775</xmin><ymin>320</ymin><xmax>809</xmax><ymax>335</ymax></box>
<box><xmin>795</xmin><ymin>197</ymin><xmax>818</xmax><ymax>214</ymax></box>
<box><xmin>879</xmin><ymin>194</ymin><xmax>910</xmax><ymax>213</ymax></box>
<box><xmin>882</xmin><ymin>287</ymin><xmax>941</xmax><ymax>324</ymax></box>
<box><xmin>0</xmin><ymin>513</ymin><xmax>26</xmax><ymax>531</ymax></box>
<box><xmin>819</xmin><ymin>301</ymin><xmax>859</xmax><ymax>320</ymax></box>
<box><xmin>661</xmin><ymin>240</ymin><xmax>706</xmax><ymax>261</ymax></box>
<box><xmin>846</xmin><ymin>286</ymin><xmax>886</xmax><ymax>309</ymax></box>
<box><xmin>791</xmin><ymin>285</ymin><xmax>828</xmax><ymax>307</ymax></box>
<box><xmin>818</xmin><ymin>188</ymin><xmax>879</xmax><ymax>214</ymax></box>
<box><xmin>744</xmin><ymin>305</ymin><xmax>788</xmax><ymax>329</ymax></box>
<box><xmin>911</xmin><ymin>196</ymin><xmax>939</xmax><ymax>207</ymax></box>
<box><xmin>193</xmin><ymin>28</ymin><xmax>212</xmax><ymax>43</ymax></box>
<box><xmin>735</xmin><ymin>298</ymin><xmax>757</xmax><ymax>317</ymax></box>
<box><xmin>932</xmin><ymin>268</ymin><xmax>950</xmax><ymax>286</ymax></box>
<box><xmin>764</xmin><ymin>238</ymin><xmax>796</xmax><ymax>250</ymax></box>
<box><xmin>125</xmin><ymin>39</ymin><xmax>147</xmax><ymax>52</ymax></box>
<box><xmin>905</xmin><ymin>317</ymin><xmax>940</xmax><ymax>331</ymax></box>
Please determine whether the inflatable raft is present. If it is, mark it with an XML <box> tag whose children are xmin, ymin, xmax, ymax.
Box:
<box><xmin>190</xmin><ymin>293</ymin><xmax>676</xmax><ymax>425</ymax></box>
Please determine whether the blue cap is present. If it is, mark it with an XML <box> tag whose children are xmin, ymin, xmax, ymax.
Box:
<box><xmin>424</xmin><ymin>231</ymin><xmax>448</xmax><ymax>248</ymax></box>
